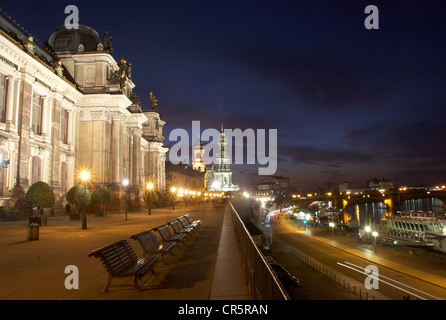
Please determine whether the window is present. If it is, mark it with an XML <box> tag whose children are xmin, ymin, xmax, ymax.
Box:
<box><xmin>31</xmin><ymin>156</ymin><xmax>41</xmax><ymax>185</ymax></box>
<box><xmin>60</xmin><ymin>109</ymin><xmax>69</xmax><ymax>144</ymax></box>
<box><xmin>0</xmin><ymin>74</ymin><xmax>6</xmax><ymax>123</ymax></box>
<box><xmin>32</xmin><ymin>93</ymin><xmax>43</xmax><ymax>135</ymax></box>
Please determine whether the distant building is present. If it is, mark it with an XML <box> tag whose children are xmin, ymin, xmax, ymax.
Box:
<box><xmin>322</xmin><ymin>181</ymin><xmax>335</xmax><ymax>192</ymax></box>
<box><xmin>367</xmin><ymin>178</ymin><xmax>394</xmax><ymax>191</ymax></box>
<box><xmin>338</xmin><ymin>182</ymin><xmax>351</xmax><ymax>193</ymax></box>
<box><xmin>250</xmin><ymin>175</ymin><xmax>290</xmax><ymax>201</ymax></box>
<box><xmin>165</xmin><ymin>162</ymin><xmax>205</xmax><ymax>191</ymax></box>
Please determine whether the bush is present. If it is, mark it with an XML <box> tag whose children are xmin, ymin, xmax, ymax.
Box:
<box><xmin>67</xmin><ymin>184</ymin><xmax>91</xmax><ymax>207</ymax></box>
<box><xmin>26</xmin><ymin>181</ymin><xmax>55</xmax><ymax>212</ymax></box>
<box><xmin>92</xmin><ymin>187</ymin><xmax>112</xmax><ymax>215</ymax></box>
<box><xmin>91</xmin><ymin>187</ymin><xmax>112</xmax><ymax>205</ymax></box>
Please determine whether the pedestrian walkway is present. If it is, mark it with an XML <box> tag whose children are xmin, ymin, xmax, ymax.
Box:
<box><xmin>0</xmin><ymin>203</ymin><xmax>251</xmax><ymax>300</ymax></box>
<box><xmin>209</xmin><ymin>205</ymin><xmax>251</xmax><ymax>300</ymax></box>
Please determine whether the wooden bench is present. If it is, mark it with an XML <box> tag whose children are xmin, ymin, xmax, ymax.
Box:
<box><xmin>130</xmin><ymin>229</ymin><xmax>177</xmax><ymax>259</ymax></box>
<box><xmin>154</xmin><ymin>224</ymin><xmax>187</xmax><ymax>244</ymax></box>
<box><xmin>168</xmin><ymin>219</ymin><xmax>194</xmax><ymax>237</ymax></box>
<box><xmin>88</xmin><ymin>239</ymin><xmax>159</xmax><ymax>292</ymax></box>
<box><xmin>184</xmin><ymin>214</ymin><xmax>202</xmax><ymax>229</ymax></box>
<box><xmin>177</xmin><ymin>216</ymin><xmax>199</xmax><ymax>233</ymax></box>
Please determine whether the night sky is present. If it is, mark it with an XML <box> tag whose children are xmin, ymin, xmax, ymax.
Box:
<box><xmin>2</xmin><ymin>0</ymin><xmax>446</xmax><ymax>190</ymax></box>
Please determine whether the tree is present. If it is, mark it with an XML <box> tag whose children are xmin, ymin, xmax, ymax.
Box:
<box><xmin>91</xmin><ymin>187</ymin><xmax>112</xmax><ymax>215</ymax></box>
<box><xmin>67</xmin><ymin>184</ymin><xmax>91</xmax><ymax>213</ymax></box>
<box><xmin>155</xmin><ymin>192</ymin><xmax>169</xmax><ymax>207</ymax></box>
<box><xmin>25</xmin><ymin>181</ymin><xmax>55</xmax><ymax>216</ymax></box>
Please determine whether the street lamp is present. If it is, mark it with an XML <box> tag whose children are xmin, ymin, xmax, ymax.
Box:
<box><xmin>364</xmin><ymin>225</ymin><xmax>371</xmax><ymax>241</ymax></box>
<box><xmin>147</xmin><ymin>182</ymin><xmax>154</xmax><ymax>215</ymax></box>
<box><xmin>80</xmin><ymin>171</ymin><xmax>90</xmax><ymax>230</ymax></box>
<box><xmin>171</xmin><ymin>186</ymin><xmax>176</xmax><ymax>210</ymax></box>
<box><xmin>329</xmin><ymin>222</ymin><xmax>335</xmax><ymax>236</ymax></box>
<box><xmin>123</xmin><ymin>179</ymin><xmax>129</xmax><ymax>221</ymax></box>
<box><xmin>372</xmin><ymin>231</ymin><xmax>378</xmax><ymax>252</ymax></box>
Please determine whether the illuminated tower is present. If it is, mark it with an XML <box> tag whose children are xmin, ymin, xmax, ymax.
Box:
<box><xmin>206</xmin><ymin>123</ymin><xmax>239</xmax><ymax>192</ymax></box>
<box><xmin>192</xmin><ymin>135</ymin><xmax>206</xmax><ymax>172</ymax></box>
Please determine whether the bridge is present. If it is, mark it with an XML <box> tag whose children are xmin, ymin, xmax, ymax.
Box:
<box><xmin>292</xmin><ymin>188</ymin><xmax>446</xmax><ymax>217</ymax></box>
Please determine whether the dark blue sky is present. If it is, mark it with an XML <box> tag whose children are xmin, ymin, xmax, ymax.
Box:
<box><xmin>2</xmin><ymin>0</ymin><xmax>446</xmax><ymax>190</ymax></box>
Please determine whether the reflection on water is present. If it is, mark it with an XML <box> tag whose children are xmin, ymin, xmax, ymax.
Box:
<box><xmin>344</xmin><ymin>198</ymin><xmax>444</xmax><ymax>227</ymax></box>
<box><xmin>401</xmin><ymin>198</ymin><xmax>444</xmax><ymax>213</ymax></box>
<box><xmin>345</xmin><ymin>202</ymin><xmax>387</xmax><ymax>227</ymax></box>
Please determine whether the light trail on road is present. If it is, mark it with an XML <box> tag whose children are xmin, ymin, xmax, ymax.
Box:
<box><xmin>268</xmin><ymin>208</ymin><xmax>446</xmax><ymax>300</ymax></box>
<box><xmin>336</xmin><ymin>261</ymin><xmax>441</xmax><ymax>300</ymax></box>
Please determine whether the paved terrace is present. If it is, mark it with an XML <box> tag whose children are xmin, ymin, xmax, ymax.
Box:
<box><xmin>0</xmin><ymin>203</ymin><xmax>251</xmax><ymax>300</ymax></box>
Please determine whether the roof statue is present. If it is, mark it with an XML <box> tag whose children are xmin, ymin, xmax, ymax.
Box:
<box><xmin>111</xmin><ymin>58</ymin><xmax>132</xmax><ymax>90</ymax></box>
<box><xmin>103</xmin><ymin>30</ymin><xmax>113</xmax><ymax>54</ymax></box>
<box><xmin>150</xmin><ymin>91</ymin><xmax>158</xmax><ymax>111</ymax></box>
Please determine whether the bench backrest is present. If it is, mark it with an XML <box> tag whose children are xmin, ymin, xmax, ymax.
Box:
<box><xmin>156</xmin><ymin>224</ymin><xmax>174</xmax><ymax>241</ymax></box>
<box><xmin>88</xmin><ymin>240</ymin><xmax>138</xmax><ymax>276</ymax></box>
<box><xmin>185</xmin><ymin>214</ymin><xmax>195</xmax><ymax>224</ymax></box>
<box><xmin>130</xmin><ymin>230</ymin><xmax>162</xmax><ymax>253</ymax></box>
<box><xmin>169</xmin><ymin>220</ymin><xmax>183</xmax><ymax>233</ymax></box>
<box><xmin>178</xmin><ymin>216</ymin><xmax>190</xmax><ymax>228</ymax></box>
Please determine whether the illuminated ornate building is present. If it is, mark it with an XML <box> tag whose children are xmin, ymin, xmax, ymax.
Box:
<box><xmin>206</xmin><ymin>124</ymin><xmax>239</xmax><ymax>192</ymax></box>
<box><xmin>0</xmin><ymin>11</ymin><xmax>167</xmax><ymax>215</ymax></box>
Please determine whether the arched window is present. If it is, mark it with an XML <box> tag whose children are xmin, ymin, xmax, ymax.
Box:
<box><xmin>31</xmin><ymin>156</ymin><xmax>41</xmax><ymax>185</ymax></box>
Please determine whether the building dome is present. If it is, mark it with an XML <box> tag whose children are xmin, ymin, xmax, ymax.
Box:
<box><xmin>46</xmin><ymin>23</ymin><xmax>101</xmax><ymax>54</ymax></box>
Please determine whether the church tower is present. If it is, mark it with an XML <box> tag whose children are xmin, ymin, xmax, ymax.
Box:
<box><xmin>192</xmin><ymin>135</ymin><xmax>206</xmax><ymax>173</ymax></box>
<box><xmin>206</xmin><ymin>123</ymin><xmax>239</xmax><ymax>192</ymax></box>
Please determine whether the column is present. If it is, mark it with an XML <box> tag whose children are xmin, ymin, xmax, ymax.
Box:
<box><xmin>5</xmin><ymin>76</ymin><xmax>15</xmax><ymax>131</ymax></box>
<box><xmin>41</xmin><ymin>96</ymin><xmax>49</xmax><ymax>137</ymax></box>
<box><xmin>111</xmin><ymin>118</ymin><xmax>121</xmax><ymax>185</ymax></box>
<box><xmin>50</xmin><ymin>95</ymin><xmax>62</xmax><ymax>189</ymax></box>
<box><xmin>67</xmin><ymin>110</ymin><xmax>74</xmax><ymax>145</ymax></box>
<box><xmin>131</xmin><ymin>128</ymin><xmax>142</xmax><ymax>188</ymax></box>
<box><xmin>13</xmin><ymin>78</ymin><xmax>21</xmax><ymax>132</ymax></box>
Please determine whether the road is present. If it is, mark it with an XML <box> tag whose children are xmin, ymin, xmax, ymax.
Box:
<box><xmin>267</xmin><ymin>210</ymin><xmax>446</xmax><ymax>300</ymax></box>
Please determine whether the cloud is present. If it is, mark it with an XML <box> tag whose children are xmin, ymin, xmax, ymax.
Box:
<box><xmin>283</xmin><ymin>145</ymin><xmax>369</xmax><ymax>166</ymax></box>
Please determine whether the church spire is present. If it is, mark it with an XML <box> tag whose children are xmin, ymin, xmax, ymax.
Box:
<box><xmin>220</xmin><ymin>122</ymin><xmax>225</xmax><ymax>158</ymax></box>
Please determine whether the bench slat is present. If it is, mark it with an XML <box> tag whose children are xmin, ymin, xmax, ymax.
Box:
<box><xmin>168</xmin><ymin>220</ymin><xmax>194</xmax><ymax>236</ymax></box>
<box><xmin>155</xmin><ymin>224</ymin><xmax>187</xmax><ymax>243</ymax></box>
<box><xmin>130</xmin><ymin>229</ymin><xmax>177</xmax><ymax>257</ymax></box>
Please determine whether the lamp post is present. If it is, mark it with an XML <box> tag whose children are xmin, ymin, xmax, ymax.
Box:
<box><xmin>80</xmin><ymin>171</ymin><xmax>90</xmax><ymax>230</ymax></box>
<box><xmin>372</xmin><ymin>231</ymin><xmax>378</xmax><ymax>252</ymax></box>
<box><xmin>147</xmin><ymin>182</ymin><xmax>153</xmax><ymax>215</ymax></box>
<box><xmin>178</xmin><ymin>188</ymin><xmax>184</xmax><ymax>208</ymax></box>
<box><xmin>171</xmin><ymin>187</ymin><xmax>176</xmax><ymax>210</ymax></box>
<box><xmin>123</xmin><ymin>179</ymin><xmax>129</xmax><ymax>221</ymax></box>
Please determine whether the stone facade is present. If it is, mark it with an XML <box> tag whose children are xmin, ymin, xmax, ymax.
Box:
<box><xmin>0</xmin><ymin>12</ymin><xmax>167</xmax><ymax>215</ymax></box>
